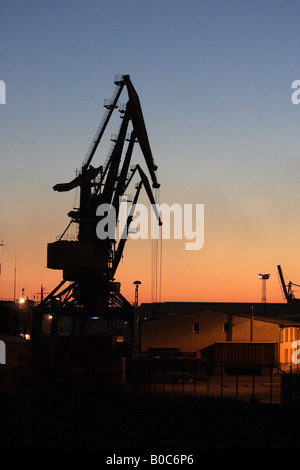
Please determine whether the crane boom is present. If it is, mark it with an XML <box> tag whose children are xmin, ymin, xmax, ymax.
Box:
<box><xmin>277</xmin><ymin>265</ymin><xmax>300</xmax><ymax>303</ymax></box>
<box><xmin>53</xmin><ymin>74</ymin><xmax>159</xmax><ymax>193</ymax></box>
<box><xmin>123</xmin><ymin>75</ymin><xmax>160</xmax><ymax>189</ymax></box>
<box><xmin>81</xmin><ymin>78</ymin><xmax>126</xmax><ymax>171</ymax></box>
<box><xmin>277</xmin><ymin>265</ymin><xmax>290</xmax><ymax>301</ymax></box>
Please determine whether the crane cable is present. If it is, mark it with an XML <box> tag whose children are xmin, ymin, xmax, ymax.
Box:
<box><xmin>151</xmin><ymin>188</ymin><xmax>162</xmax><ymax>303</ymax></box>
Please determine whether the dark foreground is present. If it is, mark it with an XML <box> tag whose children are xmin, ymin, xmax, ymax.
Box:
<box><xmin>1</xmin><ymin>375</ymin><xmax>300</xmax><ymax>451</ymax></box>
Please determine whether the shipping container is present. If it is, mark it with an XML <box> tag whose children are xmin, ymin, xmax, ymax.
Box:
<box><xmin>201</xmin><ymin>342</ymin><xmax>277</xmax><ymax>374</ymax></box>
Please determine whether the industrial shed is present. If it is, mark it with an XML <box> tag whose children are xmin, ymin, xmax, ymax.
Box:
<box><xmin>140</xmin><ymin>309</ymin><xmax>300</xmax><ymax>371</ymax></box>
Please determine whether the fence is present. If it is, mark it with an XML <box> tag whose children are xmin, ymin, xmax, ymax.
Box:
<box><xmin>3</xmin><ymin>341</ymin><xmax>300</xmax><ymax>407</ymax></box>
<box><xmin>127</xmin><ymin>358</ymin><xmax>289</xmax><ymax>405</ymax></box>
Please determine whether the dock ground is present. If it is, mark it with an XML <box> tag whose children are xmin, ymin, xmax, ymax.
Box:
<box><xmin>1</xmin><ymin>374</ymin><xmax>300</xmax><ymax>451</ymax></box>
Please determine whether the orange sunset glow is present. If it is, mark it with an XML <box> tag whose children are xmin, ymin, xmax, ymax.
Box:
<box><xmin>1</xmin><ymin>1</ymin><xmax>300</xmax><ymax>312</ymax></box>
<box><xmin>0</xmin><ymin>200</ymin><xmax>297</xmax><ymax>306</ymax></box>
<box><xmin>3</xmin><ymin>1</ymin><xmax>300</xmax><ymax>455</ymax></box>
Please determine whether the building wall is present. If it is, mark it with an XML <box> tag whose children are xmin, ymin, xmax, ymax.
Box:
<box><xmin>230</xmin><ymin>315</ymin><xmax>279</xmax><ymax>343</ymax></box>
<box><xmin>140</xmin><ymin>310</ymin><xmax>279</xmax><ymax>354</ymax></box>
<box><xmin>279</xmin><ymin>326</ymin><xmax>300</xmax><ymax>370</ymax></box>
<box><xmin>141</xmin><ymin>310</ymin><xmax>223</xmax><ymax>353</ymax></box>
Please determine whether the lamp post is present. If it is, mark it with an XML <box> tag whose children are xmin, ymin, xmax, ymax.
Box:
<box><xmin>19</xmin><ymin>297</ymin><xmax>25</xmax><ymax>338</ymax></box>
<box><xmin>258</xmin><ymin>273</ymin><xmax>270</xmax><ymax>303</ymax></box>
<box><xmin>133</xmin><ymin>281</ymin><xmax>141</xmax><ymax>360</ymax></box>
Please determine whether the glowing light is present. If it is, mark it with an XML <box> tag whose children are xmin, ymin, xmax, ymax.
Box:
<box><xmin>115</xmin><ymin>336</ymin><xmax>124</xmax><ymax>343</ymax></box>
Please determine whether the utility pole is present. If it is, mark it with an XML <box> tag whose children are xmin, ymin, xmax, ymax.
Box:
<box><xmin>0</xmin><ymin>240</ymin><xmax>3</xmax><ymax>276</ymax></box>
<box><xmin>0</xmin><ymin>240</ymin><xmax>3</xmax><ymax>300</ymax></box>
<box><xmin>133</xmin><ymin>280</ymin><xmax>141</xmax><ymax>360</ymax></box>
<box><xmin>250</xmin><ymin>305</ymin><xmax>254</xmax><ymax>341</ymax></box>
<box><xmin>13</xmin><ymin>251</ymin><xmax>16</xmax><ymax>303</ymax></box>
<box><xmin>34</xmin><ymin>284</ymin><xmax>47</xmax><ymax>304</ymax></box>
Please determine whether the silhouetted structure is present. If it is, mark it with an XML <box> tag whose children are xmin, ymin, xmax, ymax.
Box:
<box><xmin>258</xmin><ymin>273</ymin><xmax>270</xmax><ymax>303</ymax></box>
<box><xmin>33</xmin><ymin>75</ymin><xmax>161</xmax><ymax>338</ymax></box>
<box><xmin>277</xmin><ymin>265</ymin><xmax>300</xmax><ymax>303</ymax></box>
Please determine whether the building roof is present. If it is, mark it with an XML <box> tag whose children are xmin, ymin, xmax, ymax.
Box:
<box><xmin>140</xmin><ymin>301</ymin><xmax>300</xmax><ymax>321</ymax></box>
<box><xmin>0</xmin><ymin>334</ymin><xmax>27</xmax><ymax>344</ymax></box>
<box><xmin>141</xmin><ymin>307</ymin><xmax>300</xmax><ymax>328</ymax></box>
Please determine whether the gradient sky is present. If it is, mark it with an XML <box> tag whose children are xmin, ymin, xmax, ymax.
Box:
<box><xmin>1</xmin><ymin>0</ymin><xmax>300</xmax><ymax>305</ymax></box>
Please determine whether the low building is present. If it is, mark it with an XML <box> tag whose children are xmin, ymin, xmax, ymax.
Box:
<box><xmin>140</xmin><ymin>309</ymin><xmax>300</xmax><ymax>372</ymax></box>
<box><xmin>280</xmin><ymin>326</ymin><xmax>300</xmax><ymax>371</ymax></box>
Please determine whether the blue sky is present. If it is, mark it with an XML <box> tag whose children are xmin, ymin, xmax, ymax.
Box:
<box><xmin>1</xmin><ymin>0</ymin><xmax>300</xmax><ymax>302</ymax></box>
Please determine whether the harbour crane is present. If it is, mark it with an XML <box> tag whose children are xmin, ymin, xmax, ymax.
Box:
<box><xmin>277</xmin><ymin>265</ymin><xmax>300</xmax><ymax>303</ymax></box>
<box><xmin>33</xmin><ymin>75</ymin><xmax>161</xmax><ymax>336</ymax></box>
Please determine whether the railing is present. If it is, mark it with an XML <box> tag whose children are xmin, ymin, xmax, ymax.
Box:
<box><xmin>127</xmin><ymin>360</ymin><xmax>285</xmax><ymax>405</ymax></box>
<box><xmin>4</xmin><ymin>338</ymin><xmax>300</xmax><ymax>408</ymax></box>
<box><xmin>55</xmin><ymin>234</ymin><xmax>77</xmax><ymax>242</ymax></box>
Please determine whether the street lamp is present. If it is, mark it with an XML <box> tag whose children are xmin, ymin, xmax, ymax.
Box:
<box><xmin>19</xmin><ymin>297</ymin><xmax>25</xmax><ymax>339</ymax></box>
<box><xmin>133</xmin><ymin>280</ymin><xmax>141</xmax><ymax>303</ymax></box>
<box><xmin>133</xmin><ymin>281</ymin><xmax>141</xmax><ymax>360</ymax></box>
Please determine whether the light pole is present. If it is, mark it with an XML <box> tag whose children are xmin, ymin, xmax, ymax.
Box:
<box><xmin>133</xmin><ymin>280</ymin><xmax>141</xmax><ymax>360</ymax></box>
<box><xmin>258</xmin><ymin>273</ymin><xmax>270</xmax><ymax>303</ymax></box>
<box><xmin>19</xmin><ymin>297</ymin><xmax>25</xmax><ymax>337</ymax></box>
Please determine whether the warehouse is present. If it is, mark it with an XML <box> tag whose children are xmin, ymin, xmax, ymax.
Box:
<box><xmin>140</xmin><ymin>309</ymin><xmax>300</xmax><ymax>372</ymax></box>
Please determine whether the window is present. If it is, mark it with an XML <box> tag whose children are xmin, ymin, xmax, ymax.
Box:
<box><xmin>285</xmin><ymin>328</ymin><xmax>289</xmax><ymax>342</ymax></box>
<box><xmin>193</xmin><ymin>322</ymin><xmax>199</xmax><ymax>334</ymax></box>
<box><xmin>285</xmin><ymin>349</ymin><xmax>289</xmax><ymax>363</ymax></box>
